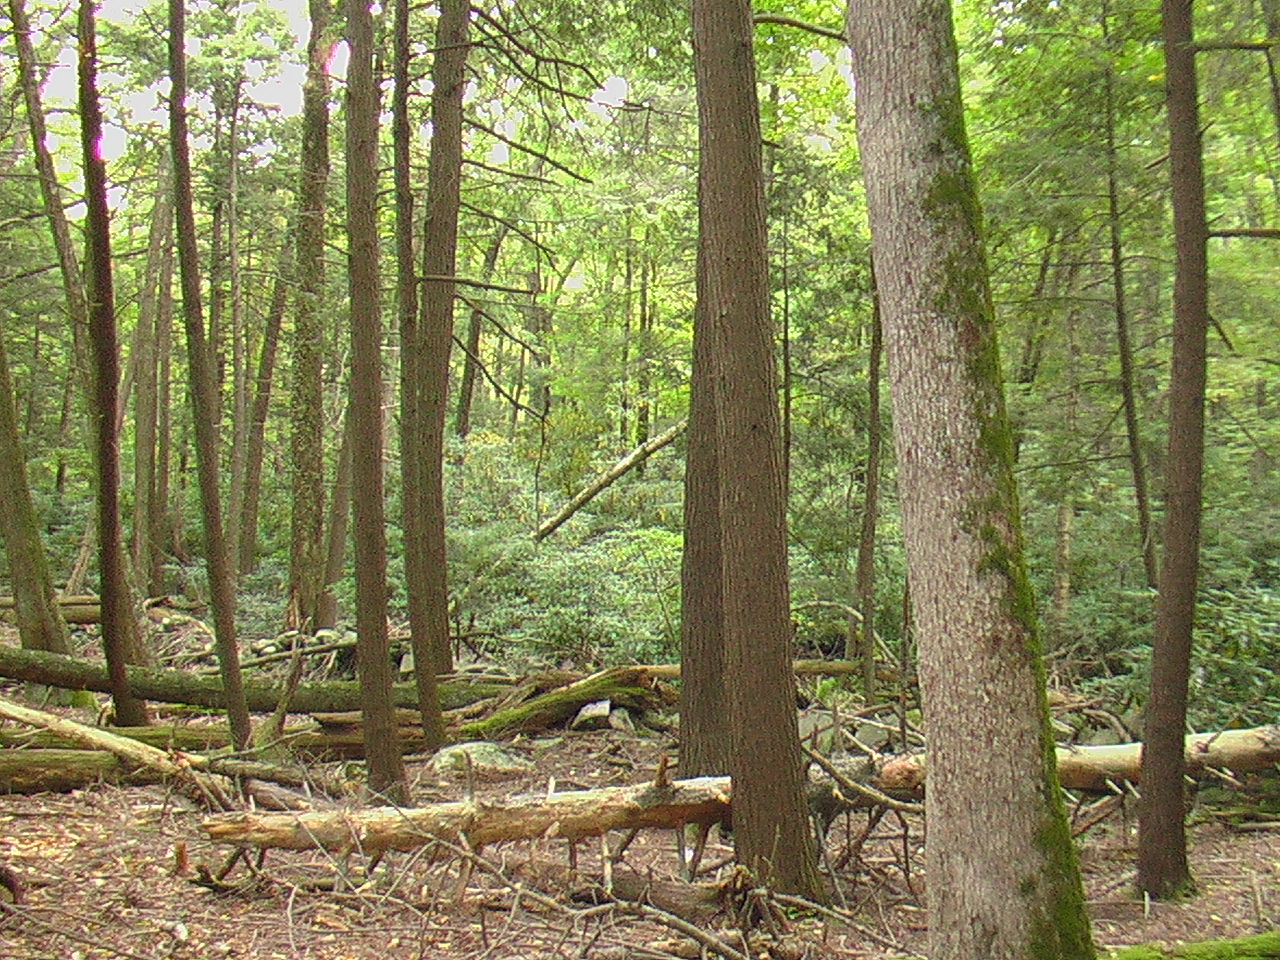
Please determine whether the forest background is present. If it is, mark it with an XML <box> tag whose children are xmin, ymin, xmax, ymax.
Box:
<box><xmin>1</xmin><ymin>0</ymin><xmax>1278</xmax><ymax>737</ymax></box>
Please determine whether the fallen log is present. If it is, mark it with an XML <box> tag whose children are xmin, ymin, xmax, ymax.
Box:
<box><xmin>0</xmin><ymin>645</ymin><xmax>507</xmax><ymax>714</ymax></box>
<box><xmin>875</xmin><ymin>724</ymin><xmax>1280</xmax><ymax>793</ymax></box>
<box><xmin>203</xmin><ymin>774</ymin><xmax>732</xmax><ymax>857</ymax></box>
<box><xmin>201</xmin><ymin>724</ymin><xmax>1280</xmax><ymax>854</ymax></box>
<box><xmin>0</xmin><ymin>748</ymin><xmax>155</xmax><ymax>793</ymax></box>
<box><xmin>0</xmin><ymin>594</ymin><xmax>105</xmax><ymax>625</ymax></box>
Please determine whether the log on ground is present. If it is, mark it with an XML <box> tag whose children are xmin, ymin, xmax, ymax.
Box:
<box><xmin>0</xmin><ymin>644</ymin><xmax>506</xmax><ymax>713</ymax></box>
<box><xmin>202</xmin><ymin>775</ymin><xmax>732</xmax><ymax>857</ymax></box>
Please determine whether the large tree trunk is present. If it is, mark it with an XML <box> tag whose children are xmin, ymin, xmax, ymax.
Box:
<box><xmin>287</xmin><ymin>0</ymin><xmax>334</xmax><ymax>635</ymax></box>
<box><xmin>692</xmin><ymin>0</ymin><xmax>820</xmax><ymax>899</ymax></box>
<box><xmin>168</xmin><ymin>0</ymin><xmax>252</xmax><ymax>751</ymax></box>
<box><xmin>346</xmin><ymin>0</ymin><xmax>406</xmax><ymax>804</ymax></box>
<box><xmin>845</xmin><ymin>0</ymin><xmax>1095</xmax><ymax>956</ymax></box>
<box><xmin>79</xmin><ymin>0</ymin><xmax>149</xmax><ymax>728</ymax></box>
<box><xmin>1139</xmin><ymin>0</ymin><xmax>1209</xmax><ymax>900</ymax></box>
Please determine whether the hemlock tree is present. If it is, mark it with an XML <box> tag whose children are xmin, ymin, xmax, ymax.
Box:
<box><xmin>846</xmin><ymin>0</ymin><xmax>1096</xmax><ymax>956</ymax></box>
<box><xmin>690</xmin><ymin>0</ymin><xmax>820</xmax><ymax>898</ymax></box>
<box><xmin>169</xmin><ymin>0</ymin><xmax>252</xmax><ymax>750</ymax></box>
<box><xmin>79</xmin><ymin>0</ymin><xmax>148</xmax><ymax>728</ymax></box>
<box><xmin>1137</xmin><ymin>0</ymin><xmax>1208</xmax><ymax>900</ymax></box>
<box><xmin>347</xmin><ymin>0</ymin><xmax>407</xmax><ymax>803</ymax></box>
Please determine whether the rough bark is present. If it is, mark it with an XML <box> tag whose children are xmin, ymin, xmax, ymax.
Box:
<box><xmin>288</xmin><ymin>0</ymin><xmax>333</xmax><ymax>634</ymax></box>
<box><xmin>845</xmin><ymin>0</ymin><xmax>1096</xmax><ymax>955</ymax></box>
<box><xmin>346</xmin><ymin>0</ymin><xmax>406</xmax><ymax>803</ymax></box>
<box><xmin>693</xmin><ymin>0</ymin><xmax>820</xmax><ymax>899</ymax></box>
<box><xmin>168</xmin><ymin>0</ymin><xmax>252</xmax><ymax>751</ymax></box>
<box><xmin>410</xmin><ymin>0</ymin><xmax>470</xmax><ymax>680</ymax></box>
<box><xmin>1139</xmin><ymin>0</ymin><xmax>1209</xmax><ymax>900</ymax></box>
<box><xmin>79</xmin><ymin>0</ymin><xmax>149</xmax><ymax>728</ymax></box>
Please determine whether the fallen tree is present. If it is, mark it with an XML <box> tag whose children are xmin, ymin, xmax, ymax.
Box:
<box><xmin>201</xmin><ymin>725</ymin><xmax>1280</xmax><ymax>853</ymax></box>
<box><xmin>203</xmin><ymin>772</ymin><xmax>731</xmax><ymax>856</ymax></box>
<box><xmin>0</xmin><ymin>645</ymin><xmax>507</xmax><ymax>713</ymax></box>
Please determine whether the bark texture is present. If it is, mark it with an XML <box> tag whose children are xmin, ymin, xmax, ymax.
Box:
<box><xmin>1138</xmin><ymin>0</ymin><xmax>1208</xmax><ymax>899</ymax></box>
<box><xmin>692</xmin><ymin>0</ymin><xmax>819</xmax><ymax>898</ymax></box>
<box><xmin>346</xmin><ymin>0</ymin><xmax>406</xmax><ymax>803</ymax></box>
<box><xmin>846</xmin><ymin>0</ymin><xmax>1095</xmax><ymax>956</ymax></box>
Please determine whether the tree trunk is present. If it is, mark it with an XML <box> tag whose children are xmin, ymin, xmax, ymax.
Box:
<box><xmin>679</xmin><ymin>242</ymin><xmax>728</xmax><ymax>781</ymax></box>
<box><xmin>236</xmin><ymin>245</ymin><xmax>290</xmax><ymax>575</ymax></box>
<box><xmin>1102</xmin><ymin>17</ymin><xmax>1159</xmax><ymax>591</ymax></box>
<box><xmin>454</xmin><ymin>226</ymin><xmax>508</xmax><ymax>438</ymax></box>
<box><xmin>78</xmin><ymin>0</ymin><xmax>150</xmax><ymax>729</ymax></box>
<box><xmin>693</xmin><ymin>0</ymin><xmax>820</xmax><ymax>899</ymax></box>
<box><xmin>346</xmin><ymin>0</ymin><xmax>407</xmax><ymax>804</ymax></box>
<box><xmin>847</xmin><ymin>269</ymin><xmax>883</xmax><ymax>708</ymax></box>
<box><xmin>846</xmin><ymin>0</ymin><xmax>1096</xmax><ymax>955</ymax></box>
<box><xmin>1138</xmin><ymin>0</ymin><xmax>1209</xmax><ymax>901</ymax></box>
<box><xmin>0</xmin><ymin>314</ymin><xmax>72</xmax><ymax>656</ymax></box>
<box><xmin>168</xmin><ymin>0</ymin><xmax>251</xmax><ymax>751</ymax></box>
<box><xmin>287</xmin><ymin>0</ymin><xmax>334</xmax><ymax>634</ymax></box>
<box><xmin>131</xmin><ymin>164</ymin><xmax>173</xmax><ymax>597</ymax></box>
<box><xmin>401</xmin><ymin>0</ymin><xmax>468</xmax><ymax>748</ymax></box>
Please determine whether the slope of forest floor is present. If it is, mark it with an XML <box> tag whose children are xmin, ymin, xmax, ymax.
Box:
<box><xmin>1</xmin><ymin>709</ymin><xmax>1276</xmax><ymax>960</ymax></box>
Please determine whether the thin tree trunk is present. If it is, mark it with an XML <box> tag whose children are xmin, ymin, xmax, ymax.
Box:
<box><xmin>454</xmin><ymin>227</ymin><xmax>508</xmax><ymax>438</ymax></box>
<box><xmin>1138</xmin><ymin>0</ymin><xmax>1208</xmax><ymax>900</ymax></box>
<box><xmin>153</xmin><ymin>248</ymin><xmax>175</xmax><ymax>591</ymax></box>
<box><xmin>1103</xmin><ymin>15</ymin><xmax>1159</xmax><ymax>591</ymax></box>
<box><xmin>78</xmin><ymin>0</ymin><xmax>149</xmax><ymax>728</ymax></box>
<box><xmin>132</xmin><ymin>164</ymin><xmax>173</xmax><ymax>596</ymax></box>
<box><xmin>236</xmin><ymin>247</ymin><xmax>290</xmax><ymax>575</ymax></box>
<box><xmin>847</xmin><ymin>271</ymin><xmax>883</xmax><ymax>707</ymax></box>
<box><xmin>346</xmin><ymin>0</ymin><xmax>407</xmax><ymax>802</ymax></box>
<box><xmin>168</xmin><ymin>0</ymin><xmax>251</xmax><ymax>751</ymax></box>
<box><xmin>316</xmin><ymin>412</ymin><xmax>353</xmax><ymax>631</ymax></box>
<box><xmin>225</xmin><ymin>85</ymin><xmax>251</xmax><ymax>573</ymax></box>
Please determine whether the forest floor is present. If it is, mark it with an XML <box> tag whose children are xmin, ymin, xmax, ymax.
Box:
<box><xmin>1</xmin><ymin>708</ymin><xmax>1277</xmax><ymax>960</ymax></box>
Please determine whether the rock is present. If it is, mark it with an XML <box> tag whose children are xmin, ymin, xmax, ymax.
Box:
<box><xmin>570</xmin><ymin>698</ymin><xmax>613</xmax><ymax>731</ymax></box>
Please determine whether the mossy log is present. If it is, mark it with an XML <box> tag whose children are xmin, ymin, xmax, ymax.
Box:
<box><xmin>0</xmin><ymin>645</ymin><xmax>507</xmax><ymax>713</ymax></box>
<box><xmin>0</xmin><ymin>594</ymin><xmax>104</xmax><ymax>624</ymax></box>
<box><xmin>456</xmin><ymin>666</ymin><xmax>675</xmax><ymax>740</ymax></box>
<box><xmin>0</xmin><ymin>748</ymin><xmax>155</xmax><ymax>793</ymax></box>
<box><xmin>203</xmin><ymin>774</ymin><xmax>732</xmax><ymax>856</ymax></box>
<box><xmin>1109</xmin><ymin>931</ymin><xmax>1280</xmax><ymax>960</ymax></box>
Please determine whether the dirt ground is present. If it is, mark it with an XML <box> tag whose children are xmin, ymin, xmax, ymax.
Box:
<box><xmin>1</xmin><ymin>716</ymin><xmax>1277</xmax><ymax>960</ymax></box>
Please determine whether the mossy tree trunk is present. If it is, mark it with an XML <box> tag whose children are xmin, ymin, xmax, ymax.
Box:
<box><xmin>845</xmin><ymin>0</ymin><xmax>1096</xmax><ymax>956</ymax></box>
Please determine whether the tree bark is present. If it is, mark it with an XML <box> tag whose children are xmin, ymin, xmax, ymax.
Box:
<box><xmin>79</xmin><ymin>0</ymin><xmax>149</xmax><ymax>728</ymax></box>
<box><xmin>346</xmin><ymin>0</ymin><xmax>407</xmax><ymax>804</ymax></box>
<box><xmin>287</xmin><ymin>0</ymin><xmax>334</xmax><ymax>634</ymax></box>
<box><xmin>693</xmin><ymin>0</ymin><xmax>820</xmax><ymax>899</ymax></box>
<box><xmin>0</xmin><ymin>315</ymin><xmax>73</xmax><ymax>656</ymax></box>
<box><xmin>846</xmin><ymin>0</ymin><xmax>1096</xmax><ymax>955</ymax></box>
<box><xmin>168</xmin><ymin>0</ymin><xmax>252</xmax><ymax>751</ymax></box>
<box><xmin>1139</xmin><ymin>0</ymin><xmax>1209</xmax><ymax>900</ymax></box>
